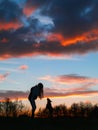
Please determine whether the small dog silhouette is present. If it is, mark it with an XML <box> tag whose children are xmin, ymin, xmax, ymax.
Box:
<box><xmin>46</xmin><ymin>98</ymin><xmax>53</xmax><ymax>117</ymax></box>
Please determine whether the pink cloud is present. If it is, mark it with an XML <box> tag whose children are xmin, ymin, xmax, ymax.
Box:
<box><xmin>19</xmin><ymin>65</ymin><xmax>28</xmax><ymax>70</ymax></box>
<box><xmin>0</xmin><ymin>72</ymin><xmax>10</xmax><ymax>81</ymax></box>
<box><xmin>39</xmin><ymin>74</ymin><xmax>98</xmax><ymax>85</ymax></box>
<box><xmin>39</xmin><ymin>74</ymin><xmax>98</xmax><ymax>94</ymax></box>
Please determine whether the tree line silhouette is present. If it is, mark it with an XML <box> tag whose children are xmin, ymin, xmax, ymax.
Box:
<box><xmin>0</xmin><ymin>98</ymin><xmax>98</xmax><ymax>118</ymax></box>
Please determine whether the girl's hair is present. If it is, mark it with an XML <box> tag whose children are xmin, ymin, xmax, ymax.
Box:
<box><xmin>38</xmin><ymin>83</ymin><xmax>44</xmax><ymax>99</ymax></box>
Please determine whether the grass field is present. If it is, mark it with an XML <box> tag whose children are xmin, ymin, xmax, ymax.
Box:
<box><xmin>0</xmin><ymin>116</ymin><xmax>98</xmax><ymax>130</ymax></box>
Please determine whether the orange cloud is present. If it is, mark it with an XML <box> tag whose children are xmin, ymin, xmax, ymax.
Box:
<box><xmin>47</xmin><ymin>29</ymin><xmax>98</xmax><ymax>46</ymax></box>
<box><xmin>0</xmin><ymin>48</ymin><xmax>41</xmax><ymax>60</ymax></box>
<box><xmin>0</xmin><ymin>21</ymin><xmax>22</xmax><ymax>30</ymax></box>
<box><xmin>0</xmin><ymin>54</ymin><xmax>12</xmax><ymax>60</ymax></box>
<box><xmin>47</xmin><ymin>33</ymin><xmax>84</xmax><ymax>46</ymax></box>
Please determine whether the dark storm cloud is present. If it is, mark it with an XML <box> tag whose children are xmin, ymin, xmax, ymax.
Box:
<box><xmin>0</xmin><ymin>34</ymin><xmax>98</xmax><ymax>59</ymax></box>
<box><xmin>37</xmin><ymin>40</ymin><xmax>98</xmax><ymax>56</ymax></box>
<box><xmin>25</xmin><ymin>0</ymin><xmax>46</xmax><ymax>8</ymax></box>
<box><xmin>41</xmin><ymin>0</ymin><xmax>98</xmax><ymax>38</ymax></box>
<box><xmin>0</xmin><ymin>0</ymin><xmax>98</xmax><ymax>59</ymax></box>
<box><xmin>0</xmin><ymin>0</ymin><xmax>23</xmax><ymax>22</ymax></box>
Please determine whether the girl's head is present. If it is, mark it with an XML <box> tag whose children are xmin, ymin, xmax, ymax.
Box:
<box><xmin>38</xmin><ymin>82</ymin><xmax>44</xmax><ymax>99</ymax></box>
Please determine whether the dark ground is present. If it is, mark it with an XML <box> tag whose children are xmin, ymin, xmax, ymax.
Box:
<box><xmin>0</xmin><ymin>116</ymin><xmax>98</xmax><ymax>130</ymax></box>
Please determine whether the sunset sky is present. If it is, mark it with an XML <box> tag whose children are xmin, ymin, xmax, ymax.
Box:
<box><xmin>0</xmin><ymin>0</ymin><xmax>98</xmax><ymax>111</ymax></box>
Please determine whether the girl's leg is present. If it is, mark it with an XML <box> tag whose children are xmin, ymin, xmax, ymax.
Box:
<box><xmin>31</xmin><ymin>100</ymin><xmax>36</xmax><ymax>118</ymax></box>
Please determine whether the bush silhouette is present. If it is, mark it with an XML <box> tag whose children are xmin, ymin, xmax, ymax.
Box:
<box><xmin>0</xmin><ymin>98</ymin><xmax>24</xmax><ymax>117</ymax></box>
<box><xmin>36</xmin><ymin>102</ymin><xmax>98</xmax><ymax>118</ymax></box>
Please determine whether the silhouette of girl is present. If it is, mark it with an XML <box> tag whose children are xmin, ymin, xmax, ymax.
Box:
<box><xmin>28</xmin><ymin>83</ymin><xmax>44</xmax><ymax>118</ymax></box>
